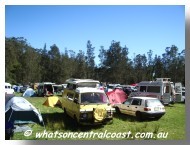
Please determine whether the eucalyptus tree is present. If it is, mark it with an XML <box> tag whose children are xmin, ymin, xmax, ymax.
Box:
<box><xmin>86</xmin><ymin>40</ymin><xmax>95</xmax><ymax>79</ymax></box>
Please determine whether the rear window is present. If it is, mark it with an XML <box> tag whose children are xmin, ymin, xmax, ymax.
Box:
<box><xmin>145</xmin><ymin>99</ymin><xmax>162</xmax><ymax>107</ymax></box>
<box><xmin>165</xmin><ymin>85</ymin><xmax>170</xmax><ymax>93</ymax></box>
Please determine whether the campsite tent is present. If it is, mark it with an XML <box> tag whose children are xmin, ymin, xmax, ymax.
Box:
<box><xmin>23</xmin><ymin>88</ymin><xmax>36</xmax><ymax>97</ymax></box>
<box><xmin>5</xmin><ymin>97</ymin><xmax>43</xmax><ymax>124</ymax></box>
<box><xmin>106</xmin><ymin>88</ymin><xmax>128</xmax><ymax>105</ymax></box>
<box><xmin>43</xmin><ymin>96</ymin><xmax>62</xmax><ymax>107</ymax></box>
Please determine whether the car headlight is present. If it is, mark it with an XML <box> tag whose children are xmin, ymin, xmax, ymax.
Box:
<box><xmin>81</xmin><ymin>113</ymin><xmax>88</xmax><ymax>118</ymax></box>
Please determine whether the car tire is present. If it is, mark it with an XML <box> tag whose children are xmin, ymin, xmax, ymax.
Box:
<box><xmin>73</xmin><ymin>115</ymin><xmax>79</xmax><ymax>127</ymax></box>
<box><xmin>136</xmin><ymin>111</ymin><xmax>142</xmax><ymax>121</ymax></box>
<box><xmin>115</xmin><ymin>107</ymin><xmax>121</xmax><ymax>114</ymax></box>
<box><xmin>64</xmin><ymin>108</ymin><xmax>67</xmax><ymax>115</ymax></box>
<box><xmin>155</xmin><ymin>116</ymin><xmax>162</xmax><ymax>120</ymax></box>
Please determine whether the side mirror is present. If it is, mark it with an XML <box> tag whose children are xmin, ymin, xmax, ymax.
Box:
<box><xmin>74</xmin><ymin>98</ymin><xmax>78</xmax><ymax>104</ymax></box>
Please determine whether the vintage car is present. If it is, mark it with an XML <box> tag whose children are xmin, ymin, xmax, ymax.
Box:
<box><xmin>62</xmin><ymin>87</ymin><xmax>115</xmax><ymax>125</ymax></box>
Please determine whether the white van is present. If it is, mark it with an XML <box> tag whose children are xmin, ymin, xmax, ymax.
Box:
<box><xmin>130</xmin><ymin>78</ymin><xmax>175</xmax><ymax>105</ymax></box>
<box><xmin>5</xmin><ymin>82</ymin><xmax>14</xmax><ymax>95</ymax></box>
<box><xmin>182</xmin><ymin>87</ymin><xmax>185</xmax><ymax>103</ymax></box>
<box><xmin>173</xmin><ymin>83</ymin><xmax>185</xmax><ymax>103</ymax></box>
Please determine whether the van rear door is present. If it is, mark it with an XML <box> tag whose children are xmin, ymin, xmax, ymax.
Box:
<box><xmin>162</xmin><ymin>83</ymin><xmax>171</xmax><ymax>104</ymax></box>
<box><xmin>175</xmin><ymin>82</ymin><xmax>182</xmax><ymax>102</ymax></box>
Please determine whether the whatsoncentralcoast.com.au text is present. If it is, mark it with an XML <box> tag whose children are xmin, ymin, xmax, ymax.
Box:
<box><xmin>24</xmin><ymin>130</ymin><xmax>169</xmax><ymax>139</ymax></box>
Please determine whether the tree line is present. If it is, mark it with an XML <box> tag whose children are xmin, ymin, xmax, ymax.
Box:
<box><xmin>5</xmin><ymin>37</ymin><xmax>185</xmax><ymax>86</ymax></box>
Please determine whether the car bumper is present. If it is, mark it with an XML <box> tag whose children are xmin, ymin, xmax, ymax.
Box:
<box><xmin>141</xmin><ymin>112</ymin><xmax>165</xmax><ymax>118</ymax></box>
<box><xmin>79</xmin><ymin>117</ymin><xmax>113</xmax><ymax>125</ymax></box>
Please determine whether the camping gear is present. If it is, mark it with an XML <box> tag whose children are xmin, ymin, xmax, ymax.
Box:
<box><xmin>106</xmin><ymin>88</ymin><xmax>128</xmax><ymax>105</ymax></box>
<box><xmin>43</xmin><ymin>96</ymin><xmax>62</xmax><ymax>107</ymax></box>
<box><xmin>23</xmin><ymin>88</ymin><xmax>36</xmax><ymax>97</ymax></box>
<box><xmin>5</xmin><ymin>97</ymin><xmax>44</xmax><ymax>125</ymax></box>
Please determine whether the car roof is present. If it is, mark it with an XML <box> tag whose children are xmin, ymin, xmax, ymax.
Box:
<box><xmin>66</xmin><ymin>78</ymin><xmax>100</xmax><ymax>84</ymax></box>
<box><xmin>5</xmin><ymin>82</ymin><xmax>12</xmax><ymax>86</ymax></box>
<box><xmin>75</xmin><ymin>87</ymin><xmax>105</xmax><ymax>94</ymax></box>
<box><xmin>129</xmin><ymin>96</ymin><xmax>159</xmax><ymax>100</ymax></box>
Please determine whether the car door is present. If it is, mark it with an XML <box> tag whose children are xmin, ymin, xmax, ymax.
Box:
<box><xmin>119</xmin><ymin>98</ymin><xmax>133</xmax><ymax>115</ymax></box>
<box><xmin>130</xmin><ymin>99</ymin><xmax>142</xmax><ymax>116</ymax></box>
<box><xmin>66</xmin><ymin>91</ymin><xmax>75</xmax><ymax>115</ymax></box>
<box><xmin>72</xmin><ymin>93</ymin><xmax>80</xmax><ymax>119</ymax></box>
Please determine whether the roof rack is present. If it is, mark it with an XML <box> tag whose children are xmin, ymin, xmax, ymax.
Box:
<box><xmin>65</xmin><ymin>78</ymin><xmax>99</xmax><ymax>84</ymax></box>
<box><xmin>156</xmin><ymin>78</ymin><xmax>171</xmax><ymax>82</ymax></box>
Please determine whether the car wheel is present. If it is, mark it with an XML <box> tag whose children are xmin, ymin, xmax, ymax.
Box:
<box><xmin>64</xmin><ymin>108</ymin><xmax>67</xmax><ymax>115</ymax></box>
<box><xmin>155</xmin><ymin>116</ymin><xmax>162</xmax><ymax>120</ymax></box>
<box><xmin>115</xmin><ymin>107</ymin><xmax>121</xmax><ymax>114</ymax></box>
<box><xmin>73</xmin><ymin>115</ymin><xmax>79</xmax><ymax>127</ymax></box>
<box><xmin>136</xmin><ymin>112</ymin><xmax>142</xmax><ymax>121</ymax></box>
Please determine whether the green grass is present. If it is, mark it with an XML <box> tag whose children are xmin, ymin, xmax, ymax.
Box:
<box><xmin>11</xmin><ymin>94</ymin><xmax>186</xmax><ymax>140</ymax></box>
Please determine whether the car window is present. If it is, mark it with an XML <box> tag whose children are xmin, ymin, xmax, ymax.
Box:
<box><xmin>74</xmin><ymin>93</ymin><xmax>79</xmax><ymax>103</ymax></box>
<box><xmin>131</xmin><ymin>99</ymin><xmax>142</xmax><ymax>106</ymax></box>
<box><xmin>147</xmin><ymin>86</ymin><xmax>160</xmax><ymax>93</ymax></box>
<box><xmin>145</xmin><ymin>99</ymin><xmax>162</xmax><ymax>107</ymax></box>
<box><xmin>123</xmin><ymin>98</ymin><xmax>133</xmax><ymax>105</ymax></box>
<box><xmin>164</xmin><ymin>84</ymin><xmax>170</xmax><ymax>93</ymax></box>
<box><xmin>140</xmin><ymin>86</ymin><xmax>146</xmax><ymax>92</ymax></box>
<box><xmin>67</xmin><ymin>92</ymin><xmax>74</xmax><ymax>100</ymax></box>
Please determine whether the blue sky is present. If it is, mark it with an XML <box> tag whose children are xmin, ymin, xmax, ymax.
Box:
<box><xmin>5</xmin><ymin>5</ymin><xmax>185</xmax><ymax>65</ymax></box>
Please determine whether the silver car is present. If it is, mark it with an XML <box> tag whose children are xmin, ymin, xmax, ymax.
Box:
<box><xmin>114</xmin><ymin>97</ymin><xmax>165</xmax><ymax>121</ymax></box>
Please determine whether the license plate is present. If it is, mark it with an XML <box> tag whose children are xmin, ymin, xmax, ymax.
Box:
<box><xmin>154</xmin><ymin>107</ymin><xmax>159</xmax><ymax>111</ymax></box>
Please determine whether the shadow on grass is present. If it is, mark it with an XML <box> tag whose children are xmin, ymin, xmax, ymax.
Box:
<box><xmin>113</xmin><ymin>112</ymin><xmax>164</xmax><ymax>122</ymax></box>
<box><xmin>164</xmin><ymin>104</ymin><xmax>175</xmax><ymax>108</ymax></box>
<box><xmin>41</xmin><ymin>112</ymin><xmax>103</xmax><ymax>132</ymax></box>
<box><xmin>113</xmin><ymin>112</ymin><xmax>137</xmax><ymax>122</ymax></box>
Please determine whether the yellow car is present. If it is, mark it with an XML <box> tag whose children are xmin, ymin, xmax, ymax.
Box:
<box><xmin>62</xmin><ymin>87</ymin><xmax>115</xmax><ymax>125</ymax></box>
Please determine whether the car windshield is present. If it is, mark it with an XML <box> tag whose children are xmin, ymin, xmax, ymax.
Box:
<box><xmin>77</xmin><ymin>82</ymin><xmax>99</xmax><ymax>88</ymax></box>
<box><xmin>81</xmin><ymin>92</ymin><xmax>109</xmax><ymax>104</ymax></box>
<box><xmin>145</xmin><ymin>99</ymin><xmax>162</xmax><ymax>107</ymax></box>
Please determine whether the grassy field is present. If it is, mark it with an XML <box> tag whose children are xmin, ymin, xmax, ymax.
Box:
<box><xmin>11</xmin><ymin>94</ymin><xmax>186</xmax><ymax>140</ymax></box>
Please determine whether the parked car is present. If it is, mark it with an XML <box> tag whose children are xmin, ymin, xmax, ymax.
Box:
<box><xmin>114</xmin><ymin>97</ymin><xmax>165</xmax><ymax>121</ymax></box>
<box><xmin>62</xmin><ymin>87</ymin><xmax>115</xmax><ymax>125</ymax></box>
<box><xmin>5</xmin><ymin>83</ymin><xmax>14</xmax><ymax>95</ymax></box>
<box><xmin>106</xmin><ymin>84</ymin><xmax>120</xmax><ymax>92</ymax></box>
<box><xmin>20</xmin><ymin>86</ymin><xmax>28</xmax><ymax>93</ymax></box>
<box><xmin>130</xmin><ymin>78</ymin><xmax>175</xmax><ymax>105</ymax></box>
<box><xmin>125</xmin><ymin>85</ymin><xmax>137</xmax><ymax>92</ymax></box>
<box><xmin>37</xmin><ymin>82</ymin><xmax>55</xmax><ymax>96</ymax></box>
<box><xmin>182</xmin><ymin>87</ymin><xmax>185</xmax><ymax>103</ymax></box>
